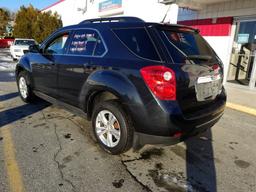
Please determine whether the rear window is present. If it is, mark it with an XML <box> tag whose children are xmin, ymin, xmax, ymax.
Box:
<box><xmin>15</xmin><ymin>40</ymin><xmax>35</xmax><ymax>46</ymax></box>
<box><xmin>113</xmin><ymin>28</ymin><xmax>160</xmax><ymax>61</ymax></box>
<box><xmin>160</xmin><ymin>29</ymin><xmax>217</xmax><ymax>64</ymax></box>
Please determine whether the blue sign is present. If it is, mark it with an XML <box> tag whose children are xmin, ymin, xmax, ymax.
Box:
<box><xmin>99</xmin><ymin>0</ymin><xmax>122</xmax><ymax>12</ymax></box>
<box><xmin>237</xmin><ymin>34</ymin><xmax>249</xmax><ymax>44</ymax></box>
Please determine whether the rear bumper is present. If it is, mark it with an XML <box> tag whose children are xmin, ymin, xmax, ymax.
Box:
<box><xmin>11</xmin><ymin>50</ymin><xmax>26</xmax><ymax>59</ymax></box>
<box><xmin>133</xmin><ymin>111</ymin><xmax>223</xmax><ymax>148</ymax></box>
<box><xmin>128</xmin><ymin>88</ymin><xmax>226</xmax><ymax>148</ymax></box>
<box><xmin>12</xmin><ymin>53</ymin><xmax>23</xmax><ymax>59</ymax></box>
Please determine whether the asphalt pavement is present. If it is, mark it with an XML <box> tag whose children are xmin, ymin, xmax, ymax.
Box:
<box><xmin>0</xmin><ymin>48</ymin><xmax>255</xmax><ymax>192</ymax></box>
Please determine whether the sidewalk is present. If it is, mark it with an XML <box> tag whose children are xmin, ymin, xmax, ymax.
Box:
<box><xmin>225</xmin><ymin>83</ymin><xmax>256</xmax><ymax>116</ymax></box>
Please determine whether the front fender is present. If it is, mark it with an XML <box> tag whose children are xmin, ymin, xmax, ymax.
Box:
<box><xmin>16</xmin><ymin>56</ymin><xmax>32</xmax><ymax>72</ymax></box>
<box><xmin>15</xmin><ymin>55</ymin><xmax>34</xmax><ymax>87</ymax></box>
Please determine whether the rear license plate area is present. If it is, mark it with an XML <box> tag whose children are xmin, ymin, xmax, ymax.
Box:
<box><xmin>195</xmin><ymin>75</ymin><xmax>221</xmax><ymax>101</ymax></box>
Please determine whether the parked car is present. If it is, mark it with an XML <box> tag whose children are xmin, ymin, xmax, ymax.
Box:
<box><xmin>15</xmin><ymin>17</ymin><xmax>226</xmax><ymax>154</ymax></box>
<box><xmin>0</xmin><ymin>37</ymin><xmax>14</xmax><ymax>48</ymax></box>
<box><xmin>10</xmin><ymin>38</ymin><xmax>36</xmax><ymax>61</ymax></box>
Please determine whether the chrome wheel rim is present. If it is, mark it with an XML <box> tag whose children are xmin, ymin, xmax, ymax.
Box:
<box><xmin>95</xmin><ymin>110</ymin><xmax>121</xmax><ymax>148</ymax></box>
<box><xmin>19</xmin><ymin>77</ymin><xmax>28</xmax><ymax>99</ymax></box>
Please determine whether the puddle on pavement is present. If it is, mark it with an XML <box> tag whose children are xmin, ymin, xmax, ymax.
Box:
<box><xmin>32</xmin><ymin>144</ymin><xmax>45</xmax><ymax>153</ymax></box>
<box><xmin>33</xmin><ymin>123</ymin><xmax>46</xmax><ymax>128</ymax></box>
<box><xmin>155</xmin><ymin>162</ymin><xmax>163</xmax><ymax>170</ymax></box>
<box><xmin>140</xmin><ymin>148</ymin><xmax>164</xmax><ymax>160</ymax></box>
<box><xmin>234</xmin><ymin>160</ymin><xmax>250</xmax><ymax>168</ymax></box>
<box><xmin>112</xmin><ymin>179</ymin><xmax>124</xmax><ymax>188</ymax></box>
<box><xmin>229</xmin><ymin>141</ymin><xmax>239</xmax><ymax>145</ymax></box>
<box><xmin>58</xmin><ymin>183</ymin><xmax>64</xmax><ymax>187</ymax></box>
<box><xmin>148</xmin><ymin>167</ymin><xmax>211</xmax><ymax>192</ymax></box>
<box><xmin>148</xmin><ymin>169</ymin><xmax>190</xmax><ymax>192</ymax></box>
<box><xmin>63</xmin><ymin>133</ymin><xmax>74</xmax><ymax>141</ymax></box>
<box><xmin>74</xmin><ymin>151</ymin><xmax>80</xmax><ymax>157</ymax></box>
<box><xmin>63</xmin><ymin>155</ymin><xmax>73</xmax><ymax>164</ymax></box>
<box><xmin>64</xmin><ymin>133</ymin><xmax>72</xmax><ymax>139</ymax></box>
<box><xmin>59</xmin><ymin>164</ymin><xmax>66</xmax><ymax>169</ymax></box>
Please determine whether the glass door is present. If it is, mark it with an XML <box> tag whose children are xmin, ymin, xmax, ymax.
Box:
<box><xmin>228</xmin><ymin>19</ymin><xmax>256</xmax><ymax>88</ymax></box>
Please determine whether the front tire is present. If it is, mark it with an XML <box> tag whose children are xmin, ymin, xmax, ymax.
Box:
<box><xmin>17</xmin><ymin>71</ymin><xmax>35</xmax><ymax>103</ymax></box>
<box><xmin>92</xmin><ymin>100</ymin><xmax>134</xmax><ymax>155</ymax></box>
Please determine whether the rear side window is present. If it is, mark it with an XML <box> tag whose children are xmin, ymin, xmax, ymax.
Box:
<box><xmin>113</xmin><ymin>28</ymin><xmax>160</xmax><ymax>61</ymax></box>
<box><xmin>68</xmin><ymin>29</ymin><xmax>106</xmax><ymax>56</ymax></box>
<box><xmin>160</xmin><ymin>29</ymin><xmax>217</xmax><ymax>64</ymax></box>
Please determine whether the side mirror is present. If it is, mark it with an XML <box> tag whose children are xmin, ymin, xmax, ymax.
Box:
<box><xmin>29</xmin><ymin>44</ymin><xmax>40</xmax><ymax>53</ymax></box>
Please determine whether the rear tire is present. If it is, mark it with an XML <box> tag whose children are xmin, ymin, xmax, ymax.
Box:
<box><xmin>17</xmin><ymin>71</ymin><xmax>35</xmax><ymax>103</ymax></box>
<box><xmin>92</xmin><ymin>100</ymin><xmax>134</xmax><ymax>155</ymax></box>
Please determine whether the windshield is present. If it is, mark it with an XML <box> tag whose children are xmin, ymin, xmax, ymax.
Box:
<box><xmin>159</xmin><ymin>29</ymin><xmax>218</xmax><ymax>64</ymax></box>
<box><xmin>15</xmin><ymin>40</ymin><xmax>35</xmax><ymax>46</ymax></box>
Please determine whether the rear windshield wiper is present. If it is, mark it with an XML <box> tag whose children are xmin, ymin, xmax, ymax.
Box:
<box><xmin>186</xmin><ymin>55</ymin><xmax>212</xmax><ymax>61</ymax></box>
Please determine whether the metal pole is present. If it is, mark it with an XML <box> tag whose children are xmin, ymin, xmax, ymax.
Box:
<box><xmin>249</xmin><ymin>52</ymin><xmax>256</xmax><ymax>89</ymax></box>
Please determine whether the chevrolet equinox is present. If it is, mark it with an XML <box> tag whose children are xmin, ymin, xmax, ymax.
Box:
<box><xmin>15</xmin><ymin>17</ymin><xmax>226</xmax><ymax>154</ymax></box>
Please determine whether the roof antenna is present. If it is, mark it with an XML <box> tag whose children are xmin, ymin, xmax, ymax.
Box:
<box><xmin>161</xmin><ymin>4</ymin><xmax>171</xmax><ymax>23</ymax></box>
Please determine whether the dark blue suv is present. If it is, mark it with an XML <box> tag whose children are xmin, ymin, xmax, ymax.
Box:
<box><xmin>16</xmin><ymin>17</ymin><xmax>226</xmax><ymax>154</ymax></box>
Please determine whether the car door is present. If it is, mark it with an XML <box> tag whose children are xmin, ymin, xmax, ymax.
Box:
<box><xmin>32</xmin><ymin>32</ymin><xmax>71</xmax><ymax>98</ymax></box>
<box><xmin>57</xmin><ymin>29</ymin><xmax>107</xmax><ymax>107</ymax></box>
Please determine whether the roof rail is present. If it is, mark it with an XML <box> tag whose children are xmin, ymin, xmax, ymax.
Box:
<box><xmin>79</xmin><ymin>17</ymin><xmax>145</xmax><ymax>24</ymax></box>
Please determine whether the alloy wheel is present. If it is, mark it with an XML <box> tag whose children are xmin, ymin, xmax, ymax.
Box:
<box><xmin>19</xmin><ymin>77</ymin><xmax>28</xmax><ymax>99</ymax></box>
<box><xmin>95</xmin><ymin>110</ymin><xmax>121</xmax><ymax>148</ymax></box>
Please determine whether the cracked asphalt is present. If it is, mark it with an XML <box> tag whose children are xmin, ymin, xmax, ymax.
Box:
<box><xmin>0</xmin><ymin>48</ymin><xmax>256</xmax><ymax>192</ymax></box>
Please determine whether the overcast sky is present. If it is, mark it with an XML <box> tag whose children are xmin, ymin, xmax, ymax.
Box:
<box><xmin>0</xmin><ymin>0</ymin><xmax>58</xmax><ymax>11</ymax></box>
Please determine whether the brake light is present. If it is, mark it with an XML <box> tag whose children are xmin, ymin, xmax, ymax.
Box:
<box><xmin>140</xmin><ymin>66</ymin><xmax>176</xmax><ymax>100</ymax></box>
<box><xmin>212</xmin><ymin>64</ymin><xmax>220</xmax><ymax>71</ymax></box>
<box><xmin>177</xmin><ymin>27</ymin><xmax>194</xmax><ymax>32</ymax></box>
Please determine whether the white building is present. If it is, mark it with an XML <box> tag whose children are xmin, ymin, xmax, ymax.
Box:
<box><xmin>41</xmin><ymin>0</ymin><xmax>176</xmax><ymax>26</ymax></box>
<box><xmin>42</xmin><ymin>0</ymin><xmax>256</xmax><ymax>90</ymax></box>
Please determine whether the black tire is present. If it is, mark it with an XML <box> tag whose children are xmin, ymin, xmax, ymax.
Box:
<box><xmin>17</xmin><ymin>71</ymin><xmax>35</xmax><ymax>103</ymax></box>
<box><xmin>92</xmin><ymin>100</ymin><xmax>134</xmax><ymax>155</ymax></box>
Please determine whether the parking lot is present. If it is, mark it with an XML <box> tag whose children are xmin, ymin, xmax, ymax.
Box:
<box><xmin>0</xmin><ymin>48</ymin><xmax>255</xmax><ymax>192</ymax></box>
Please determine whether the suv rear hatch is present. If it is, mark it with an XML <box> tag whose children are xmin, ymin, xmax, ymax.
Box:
<box><xmin>156</xmin><ymin>25</ymin><xmax>224</xmax><ymax>119</ymax></box>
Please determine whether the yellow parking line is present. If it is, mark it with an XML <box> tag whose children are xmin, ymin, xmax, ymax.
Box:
<box><xmin>0</xmin><ymin>101</ymin><xmax>25</xmax><ymax>192</ymax></box>
<box><xmin>226</xmin><ymin>102</ymin><xmax>256</xmax><ymax>117</ymax></box>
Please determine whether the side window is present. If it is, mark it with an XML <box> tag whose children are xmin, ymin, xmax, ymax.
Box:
<box><xmin>45</xmin><ymin>33</ymin><xmax>69</xmax><ymax>54</ymax></box>
<box><xmin>68</xmin><ymin>29</ymin><xmax>106</xmax><ymax>56</ymax></box>
<box><xmin>113</xmin><ymin>28</ymin><xmax>160</xmax><ymax>61</ymax></box>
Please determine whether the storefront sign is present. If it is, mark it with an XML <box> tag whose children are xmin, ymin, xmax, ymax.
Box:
<box><xmin>99</xmin><ymin>0</ymin><xmax>122</xmax><ymax>12</ymax></box>
<box><xmin>237</xmin><ymin>34</ymin><xmax>249</xmax><ymax>44</ymax></box>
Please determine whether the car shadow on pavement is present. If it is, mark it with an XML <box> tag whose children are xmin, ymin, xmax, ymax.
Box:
<box><xmin>0</xmin><ymin>92</ymin><xmax>19</xmax><ymax>102</ymax></box>
<box><xmin>185</xmin><ymin>129</ymin><xmax>217</xmax><ymax>192</ymax></box>
<box><xmin>0</xmin><ymin>101</ymin><xmax>51</xmax><ymax>127</ymax></box>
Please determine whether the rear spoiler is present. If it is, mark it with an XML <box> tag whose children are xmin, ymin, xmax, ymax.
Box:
<box><xmin>153</xmin><ymin>23</ymin><xmax>200</xmax><ymax>33</ymax></box>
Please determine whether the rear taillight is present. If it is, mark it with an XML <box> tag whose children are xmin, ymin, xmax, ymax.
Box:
<box><xmin>140</xmin><ymin>66</ymin><xmax>176</xmax><ymax>100</ymax></box>
<box><xmin>212</xmin><ymin>64</ymin><xmax>220</xmax><ymax>71</ymax></box>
